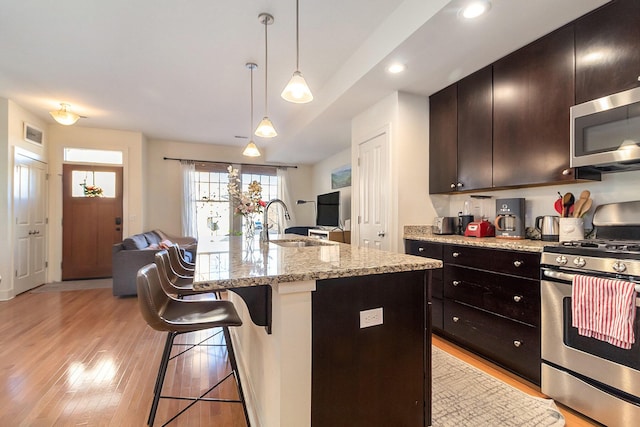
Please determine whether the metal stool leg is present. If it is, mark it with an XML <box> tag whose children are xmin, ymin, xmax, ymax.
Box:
<box><xmin>148</xmin><ymin>331</ymin><xmax>176</xmax><ymax>426</ymax></box>
<box><xmin>223</xmin><ymin>326</ymin><xmax>250</xmax><ymax>426</ymax></box>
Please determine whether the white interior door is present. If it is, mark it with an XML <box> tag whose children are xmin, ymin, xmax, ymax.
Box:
<box><xmin>358</xmin><ymin>132</ymin><xmax>389</xmax><ymax>250</ymax></box>
<box><xmin>14</xmin><ymin>153</ymin><xmax>47</xmax><ymax>294</ymax></box>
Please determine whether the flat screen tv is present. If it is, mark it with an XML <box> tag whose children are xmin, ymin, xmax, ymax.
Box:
<box><xmin>316</xmin><ymin>191</ymin><xmax>340</xmax><ymax>227</ymax></box>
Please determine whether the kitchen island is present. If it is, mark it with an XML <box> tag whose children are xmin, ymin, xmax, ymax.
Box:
<box><xmin>193</xmin><ymin>236</ymin><xmax>441</xmax><ymax>427</ymax></box>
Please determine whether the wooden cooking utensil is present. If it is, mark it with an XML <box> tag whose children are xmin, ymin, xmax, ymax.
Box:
<box><xmin>573</xmin><ymin>198</ymin><xmax>586</xmax><ymax>218</ymax></box>
<box><xmin>578</xmin><ymin>190</ymin><xmax>590</xmax><ymax>201</ymax></box>
<box><xmin>579</xmin><ymin>198</ymin><xmax>593</xmax><ymax>217</ymax></box>
<box><xmin>562</xmin><ymin>192</ymin><xmax>575</xmax><ymax>217</ymax></box>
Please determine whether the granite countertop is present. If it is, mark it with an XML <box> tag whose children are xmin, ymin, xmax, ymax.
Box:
<box><xmin>404</xmin><ymin>225</ymin><xmax>559</xmax><ymax>253</ymax></box>
<box><xmin>193</xmin><ymin>235</ymin><xmax>442</xmax><ymax>291</ymax></box>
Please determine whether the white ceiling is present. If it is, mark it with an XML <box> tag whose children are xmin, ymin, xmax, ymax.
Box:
<box><xmin>0</xmin><ymin>0</ymin><xmax>609</xmax><ymax>165</ymax></box>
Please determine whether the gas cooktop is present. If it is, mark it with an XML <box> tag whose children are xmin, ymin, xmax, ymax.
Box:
<box><xmin>545</xmin><ymin>240</ymin><xmax>640</xmax><ymax>260</ymax></box>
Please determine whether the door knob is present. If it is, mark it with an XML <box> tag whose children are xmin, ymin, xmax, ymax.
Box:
<box><xmin>377</xmin><ymin>231</ymin><xmax>386</xmax><ymax>237</ymax></box>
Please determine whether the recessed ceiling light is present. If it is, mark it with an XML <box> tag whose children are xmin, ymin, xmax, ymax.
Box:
<box><xmin>461</xmin><ymin>1</ymin><xmax>491</xmax><ymax>19</ymax></box>
<box><xmin>387</xmin><ymin>63</ymin><xmax>407</xmax><ymax>74</ymax></box>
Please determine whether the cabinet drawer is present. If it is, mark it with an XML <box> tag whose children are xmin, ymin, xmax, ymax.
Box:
<box><xmin>405</xmin><ymin>240</ymin><xmax>443</xmax><ymax>259</ymax></box>
<box><xmin>444</xmin><ymin>244</ymin><xmax>540</xmax><ymax>279</ymax></box>
<box><xmin>444</xmin><ymin>300</ymin><xmax>541</xmax><ymax>384</ymax></box>
<box><xmin>405</xmin><ymin>240</ymin><xmax>443</xmax><ymax>283</ymax></box>
<box><xmin>444</xmin><ymin>265</ymin><xmax>540</xmax><ymax>326</ymax></box>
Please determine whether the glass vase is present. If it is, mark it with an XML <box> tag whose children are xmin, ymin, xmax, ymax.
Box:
<box><xmin>244</xmin><ymin>215</ymin><xmax>256</xmax><ymax>251</ymax></box>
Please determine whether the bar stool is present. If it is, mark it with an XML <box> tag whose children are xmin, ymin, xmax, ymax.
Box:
<box><xmin>157</xmin><ymin>250</ymin><xmax>193</xmax><ymax>285</ymax></box>
<box><xmin>156</xmin><ymin>250</ymin><xmax>221</xmax><ymax>300</ymax></box>
<box><xmin>137</xmin><ymin>263</ymin><xmax>250</xmax><ymax>426</ymax></box>
<box><xmin>168</xmin><ymin>243</ymin><xmax>195</xmax><ymax>273</ymax></box>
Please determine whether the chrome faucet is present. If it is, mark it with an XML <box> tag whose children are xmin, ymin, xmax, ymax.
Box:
<box><xmin>260</xmin><ymin>199</ymin><xmax>291</xmax><ymax>242</ymax></box>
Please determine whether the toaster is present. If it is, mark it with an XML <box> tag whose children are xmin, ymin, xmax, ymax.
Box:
<box><xmin>464</xmin><ymin>220</ymin><xmax>495</xmax><ymax>237</ymax></box>
<box><xmin>433</xmin><ymin>217</ymin><xmax>456</xmax><ymax>235</ymax></box>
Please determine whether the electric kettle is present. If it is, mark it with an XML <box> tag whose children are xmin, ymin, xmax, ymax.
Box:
<box><xmin>535</xmin><ymin>215</ymin><xmax>560</xmax><ymax>242</ymax></box>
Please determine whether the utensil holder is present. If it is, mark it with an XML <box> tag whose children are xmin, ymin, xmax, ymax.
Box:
<box><xmin>559</xmin><ymin>217</ymin><xmax>585</xmax><ymax>242</ymax></box>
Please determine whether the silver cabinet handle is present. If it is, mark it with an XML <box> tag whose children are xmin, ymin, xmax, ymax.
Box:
<box><xmin>513</xmin><ymin>295</ymin><xmax>522</xmax><ymax>302</ymax></box>
<box><xmin>452</xmin><ymin>280</ymin><xmax>460</xmax><ymax>287</ymax></box>
<box><xmin>377</xmin><ymin>231</ymin><xmax>386</xmax><ymax>237</ymax></box>
<box><xmin>28</xmin><ymin>231</ymin><xmax>34</xmax><ymax>235</ymax></box>
<box><xmin>452</xmin><ymin>252</ymin><xmax>460</xmax><ymax>258</ymax></box>
<box><xmin>452</xmin><ymin>316</ymin><xmax>459</xmax><ymax>323</ymax></box>
<box><xmin>450</xmin><ymin>183</ymin><xmax>456</xmax><ymax>189</ymax></box>
<box><xmin>513</xmin><ymin>340</ymin><xmax>522</xmax><ymax>348</ymax></box>
<box><xmin>418</xmin><ymin>247</ymin><xmax>424</xmax><ymax>252</ymax></box>
<box><xmin>513</xmin><ymin>260</ymin><xmax>523</xmax><ymax>267</ymax></box>
<box><xmin>457</xmin><ymin>182</ymin><xmax>463</xmax><ymax>188</ymax></box>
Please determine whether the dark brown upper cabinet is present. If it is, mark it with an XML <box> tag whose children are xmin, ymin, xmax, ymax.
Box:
<box><xmin>429</xmin><ymin>84</ymin><xmax>457</xmax><ymax>194</ymax></box>
<box><xmin>575</xmin><ymin>0</ymin><xmax>640</xmax><ymax>104</ymax></box>
<box><xmin>457</xmin><ymin>66</ymin><xmax>493</xmax><ymax>191</ymax></box>
<box><xmin>429</xmin><ymin>67</ymin><xmax>493</xmax><ymax>194</ymax></box>
<box><xmin>493</xmin><ymin>25</ymin><xmax>575</xmax><ymax>188</ymax></box>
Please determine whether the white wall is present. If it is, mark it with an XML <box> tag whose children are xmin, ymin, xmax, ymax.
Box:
<box><xmin>310</xmin><ymin>148</ymin><xmax>352</xmax><ymax>228</ymax></box>
<box><xmin>0</xmin><ymin>99</ymin><xmax>50</xmax><ymax>300</ymax></box>
<box><xmin>47</xmin><ymin>126</ymin><xmax>146</xmax><ymax>282</ymax></box>
<box><xmin>145</xmin><ymin>139</ymin><xmax>313</xmax><ymax>234</ymax></box>
<box><xmin>351</xmin><ymin>91</ymin><xmax>432</xmax><ymax>252</ymax></box>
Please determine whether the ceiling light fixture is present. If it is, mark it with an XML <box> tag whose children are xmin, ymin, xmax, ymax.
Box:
<box><xmin>281</xmin><ymin>0</ymin><xmax>313</xmax><ymax>103</ymax></box>
<box><xmin>49</xmin><ymin>103</ymin><xmax>80</xmax><ymax>125</ymax></box>
<box><xmin>243</xmin><ymin>63</ymin><xmax>261</xmax><ymax>157</ymax></box>
<box><xmin>255</xmin><ymin>13</ymin><xmax>277</xmax><ymax>138</ymax></box>
<box><xmin>461</xmin><ymin>0</ymin><xmax>491</xmax><ymax>19</ymax></box>
<box><xmin>387</xmin><ymin>63</ymin><xmax>407</xmax><ymax>74</ymax></box>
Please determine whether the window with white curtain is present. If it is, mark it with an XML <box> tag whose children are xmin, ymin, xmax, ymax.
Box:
<box><xmin>193</xmin><ymin>163</ymin><xmax>281</xmax><ymax>240</ymax></box>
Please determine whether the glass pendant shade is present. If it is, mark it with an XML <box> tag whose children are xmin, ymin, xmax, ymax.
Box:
<box><xmin>255</xmin><ymin>116</ymin><xmax>277</xmax><ymax>138</ymax></box>
<box><xmin>243</xmin><ymin>140</ymin><xmax>261</xmax><ymax>157</ymax></box>
<box><xmin>50</xmin><ymin>103</ymin><xmax>80</xmax><ymax>125</ymax></box>
<box><xmin>281</xmin><ymin>71</ymin><xmax>313</xmax><ymax>103</ymax></box>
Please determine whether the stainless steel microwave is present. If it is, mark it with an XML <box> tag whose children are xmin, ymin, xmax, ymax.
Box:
<box><xmin>570</xmin><ymin>86</ymin><xmax>640</xmax><ymax>171</ymax></box>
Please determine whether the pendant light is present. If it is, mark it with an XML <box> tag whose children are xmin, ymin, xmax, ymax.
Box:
<box><xmin>255</xmin><ymin>13</ymin><xmax>277</xmax><ymax>138</ymax></box>
<box><xmin>50</xmin><ymin>103</ymin><xmax>80</xmax><ymax>125</ymax></box>
<box><xmin>281</xmin><ymin>0</ymin><xmax>313</xmax><ymax>103</ymax></box>
<box><xmin>243</xmin><ymin>63</ymin><xmax>261</xmax><ymax>157</ymax></box>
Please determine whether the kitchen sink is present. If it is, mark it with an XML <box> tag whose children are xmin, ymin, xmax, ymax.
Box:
<box><xmin>271</xmin><ymin>239</ymin><xmax>334</xmax><ymax>248</ymax></box>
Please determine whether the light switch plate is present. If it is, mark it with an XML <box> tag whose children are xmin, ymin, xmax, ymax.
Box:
<box><xmin>360</xmin><ymin>307</ymin><xmax>383</xmax><ymax>328</ymax></box>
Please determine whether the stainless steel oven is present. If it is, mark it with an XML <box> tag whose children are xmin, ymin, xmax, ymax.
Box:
<box><xmin>541</xmin><ymin>201</ymin><xmax>640</xmax><ymax>426</ymax></box>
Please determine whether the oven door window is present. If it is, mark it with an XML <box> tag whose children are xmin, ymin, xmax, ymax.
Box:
<box><xmin>562</xmin><ymin>297</ymin><xmax>640</xmax><ymax>370</ymax></box>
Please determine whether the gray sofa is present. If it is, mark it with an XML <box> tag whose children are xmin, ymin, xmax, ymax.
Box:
<box><xmin>112</xmin><ymin>230</ymin><xmax>197</xmax><ymax>296</ymax></box>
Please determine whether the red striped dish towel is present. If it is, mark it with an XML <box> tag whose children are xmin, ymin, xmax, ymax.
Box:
<box><xmin>572</xmin><ymin>274</ymin><xmax>637</xmax><ymax>349</ymax></box>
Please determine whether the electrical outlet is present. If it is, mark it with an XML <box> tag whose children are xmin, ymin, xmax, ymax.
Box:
<box><xmin>360</xmin><ymin>307</ymin><xmax>383</xmax><ymax>328</ymax></box>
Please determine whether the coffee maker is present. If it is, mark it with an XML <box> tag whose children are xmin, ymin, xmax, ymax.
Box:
<box><xmin>495</xmin><ymin>198</ymin><xmax>526</xmax><ymax>239</ymax></box>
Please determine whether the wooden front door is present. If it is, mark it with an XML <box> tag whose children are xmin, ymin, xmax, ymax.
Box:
<box><xmin>62</xmin><ymin>164</ymin><xmax>123</xmax><ymax>280</ymax></box>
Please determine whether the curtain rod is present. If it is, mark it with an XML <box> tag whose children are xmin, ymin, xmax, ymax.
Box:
<box><xmin>163</xmin><ymin>156</ymin><xmax>297</xmax><ymax>169</ymax></box>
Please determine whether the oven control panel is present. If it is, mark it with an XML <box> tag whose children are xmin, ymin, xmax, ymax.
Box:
<box><xmin>541</xmin><ymin>252</ymin><xmax>640</xmax><ymax>276</ymax></box>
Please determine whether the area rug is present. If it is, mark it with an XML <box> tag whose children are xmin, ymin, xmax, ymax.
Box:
<box><xmin>31</xmin><ymin>278</ymin><xmax>112</xmax><ymax>293</ymax></box>
<box><xmin>432</xmin><ymin>346</ymin><xmax>565</xmax><ymax>426</ymax></box>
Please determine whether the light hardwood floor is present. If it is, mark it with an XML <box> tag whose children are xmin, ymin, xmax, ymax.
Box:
<box><xmin>1</xmin><ymin>286</ymin><xmax>599</xmax><ymax>426</ymax></box>
<box><xmin>0</xmin><ymin>287</ymin><xmax>246</xmax><ymax>426</ymax></box>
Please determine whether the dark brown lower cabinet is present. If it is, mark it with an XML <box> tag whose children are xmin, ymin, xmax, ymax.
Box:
<box><xmin>311</xmin><ymin>270</ymin><xmax>430</xmax><ymax>427</ymax></box>
<box><xmin>442</xmin><ymin>245</ymin><xmax>542</xmax><ymax>385</ymax></box>
<box><xmin>406</xmin><ymin>240</ymin><xmax>542</xmax><ymax>385</ymax></box>
<box><xmin>404</xmin><ymin>239</ymin><xmax>443</xmax><ymax>331</ymax></box>
<box><xmin>443</xmin><ymin>300</ymin><xmax>540</xmax><ymax>383</ymax></box>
